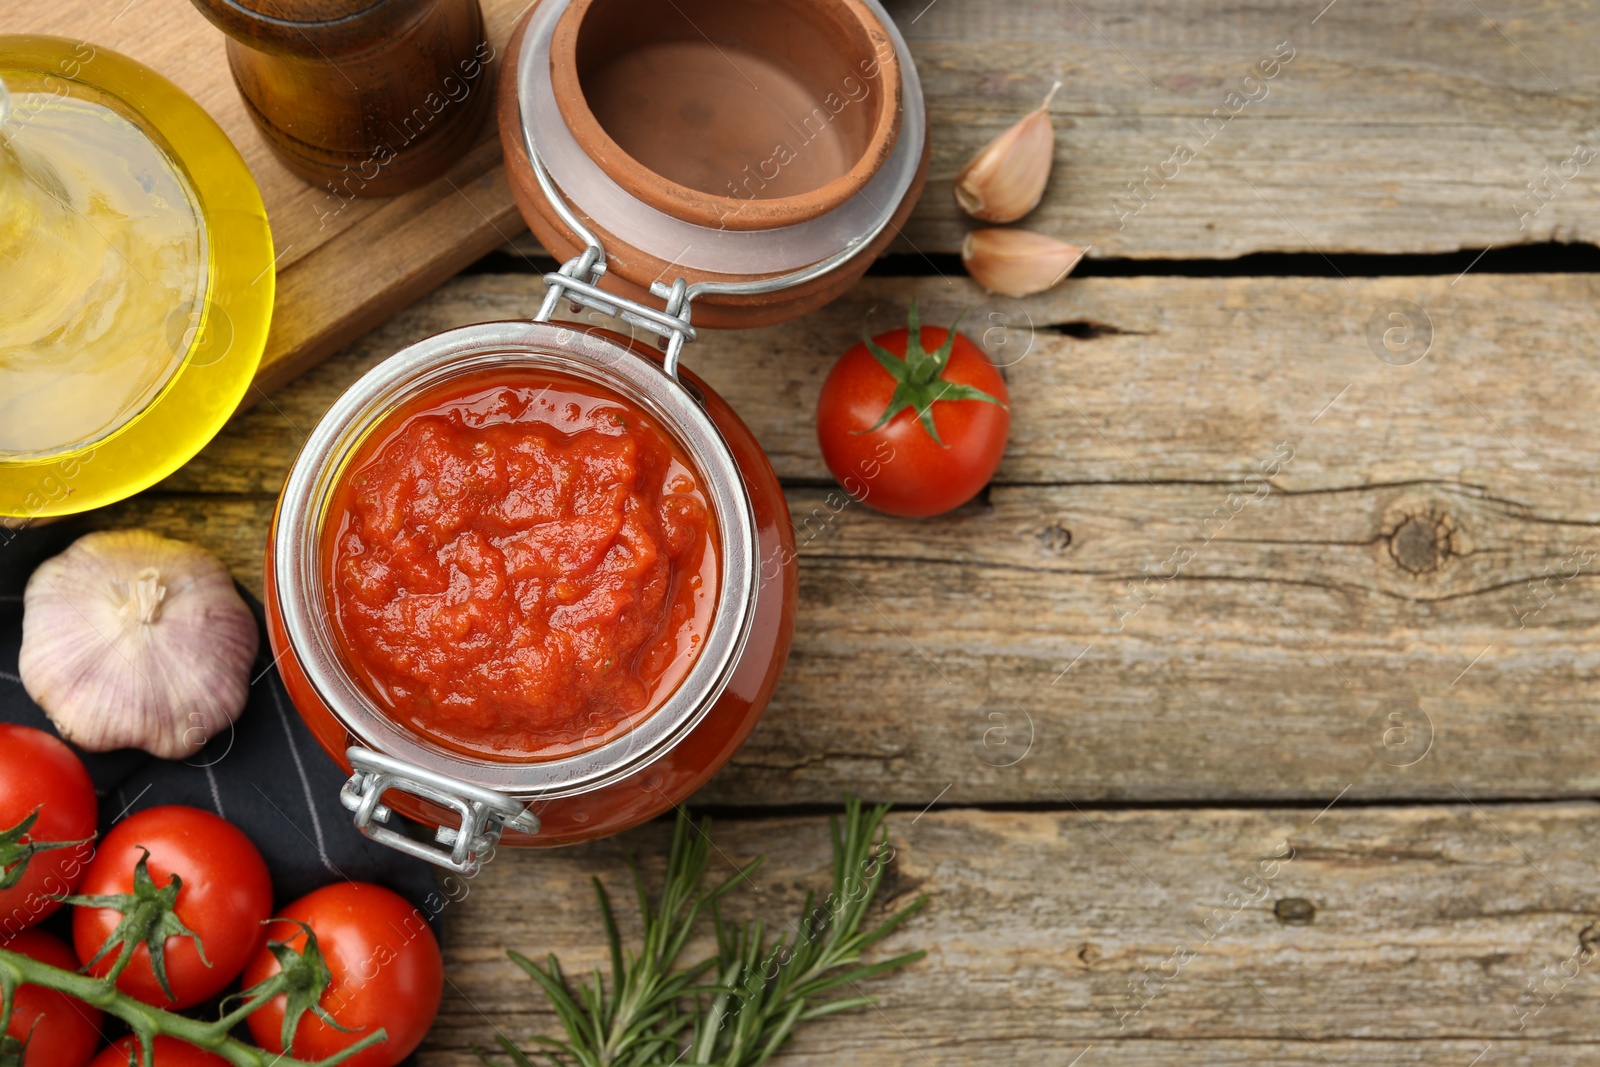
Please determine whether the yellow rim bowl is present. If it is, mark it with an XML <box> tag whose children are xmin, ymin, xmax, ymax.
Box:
<box><xmin>0</xmin><ymin>35</ymin><xmax>274</xmax><ymax>519</ymax></box>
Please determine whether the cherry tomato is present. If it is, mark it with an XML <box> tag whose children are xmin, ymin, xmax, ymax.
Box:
<box><xmin>816</xmin><ymin>304</ymin><xmax>1010</xmax><ymax>518</ymax></box>
<box><xmin>243</xmin><ymin>882</ymin><xmax>443</xmax><ymax>1067</ymax></box>
<box><xmin>88</xmin><ymin>1036</ymin><xmax>228</xmax><ymax>1067</ymax></box>
<box><xmin>0</xmin><ymin>724</ymin><xmax>97</xmax><ymax>935</ymax></box>
<box><xmin>1</xmin><ymin>928</ymin><xmax>102</xmax><ymax>1067</ymax></box>
<box><xmin>72</xmin><ymin>806</ymin><xmax>271</xmax><ymax>1009</ymax></box>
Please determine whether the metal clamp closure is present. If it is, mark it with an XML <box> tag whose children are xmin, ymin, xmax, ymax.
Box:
<box><xmin>535</xmin><ymin>245</ymin><xmax>698</xmax><ymax>378</ymax></box>
<box><xmin>340</xmin><ymin>746</ymin><xmax>540</xmax><ymax>875</ymax></box>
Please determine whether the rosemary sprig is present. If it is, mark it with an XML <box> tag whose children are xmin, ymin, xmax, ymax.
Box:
<box><xmin>480</xmin><ymin>798</ymin><xmax>925</xmax><ymax>1067</ymax></box>
<box><xmin>501</xmin><ymin>812</ymin><xmax>760</xmax><ymax>1067</ymax></box>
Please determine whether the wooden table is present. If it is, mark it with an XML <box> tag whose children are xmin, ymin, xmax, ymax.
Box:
<box><xmin>93</xmin><ymin>0</ymin><xmax>1600</xmax><ymax>1061</ymax></box>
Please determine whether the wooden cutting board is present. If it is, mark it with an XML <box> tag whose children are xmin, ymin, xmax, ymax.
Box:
<box><xmin>3</xmin><ymin>0</ymin><xmax>534</xmax><ymax>396</ymax></box>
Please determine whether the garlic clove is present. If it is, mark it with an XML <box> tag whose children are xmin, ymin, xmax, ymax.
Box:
<box><xmin>953</xmin><ymin>81</ymin><xmax>1061</xmax><ymax>223</ymax></box>
<box><xmin>19</xmin><ymin>530</ymin><xmax>258</xmax><ymax>759</ymax></box>
<box><xmin>961</xmin><ymin>228</ymin><xmax>1085</xmax><ymax>297</ymax></box>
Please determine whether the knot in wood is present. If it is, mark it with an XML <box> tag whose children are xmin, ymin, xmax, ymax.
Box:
<box><xmin>1274</xmin><ymin>898</ymin><xmax>1316</xmax><ymax>924</ymax></box>
<box><xmin>1039</xmin><ymin>523</ymin><xmax>1072</xmax><ymax>553</ymax></box>
<box><xmin>1389</xmin><ymin>515</ymin><xmax>1453</xmax><ymax>574</ymax></box>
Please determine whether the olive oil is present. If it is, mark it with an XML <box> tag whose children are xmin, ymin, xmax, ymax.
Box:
<box><xmin>0</xmin><ymin>36</ymin><xmax>274</xmax><ymax>519</ymax></box>
<box><xmin>0</xmin><ymin>90</ymin><xmax>207</xmax><ymax>457</ymax></box>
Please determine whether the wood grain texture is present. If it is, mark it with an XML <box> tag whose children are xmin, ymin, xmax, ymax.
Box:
<box><xmin>502</xmin><ymin>0</ymin><xmax>1600</xmax><ymax>260</ymax></box>
<box><xmin>93</xmin><ymin>474</ymin><xmax>1600</xmax><ymax>805</ymax></box>
<box><xmin>419</xmin><ymin>805</ymin><xmax>1600</xmax><ymax>1064</ymax></box>
<box><xmin>893</xmin><ymin>0</ymin><xmax>1600</xmax><ymax>258</ymax></box>
<box><xmin>96</xmin><ymin>272</ymin><xmax>1600</xmax><ymax>804</ymax></box>
<box><xmin>162</xmin><ymin>271</ymin><xmax>1600</xmax><ymax>503</ymax></box>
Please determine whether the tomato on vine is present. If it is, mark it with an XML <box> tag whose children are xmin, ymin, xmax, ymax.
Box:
<box><xmin>0</xmin><ymin>724</ymin><xmax>96</xmax><ymax>935</ymax></box>
<box><xmin>242</xmin><ymin>882</ymin><xmax>443</xmax><ymax>1067</ymax></box>
<box><xmin>1</xmin><ymin>928</ymin><xmax>102</xmax><ymax>1067</ymax></box>
<box><xmin>71</xmin><ymin>805</ymin><xmax>272</xmax><ymax>1009</ymax></box>
<box><xmin>816</xmin><ymin>302</ymin><xmax>1010</xmax><ymax>518</ymax></box>
<box><xmin>87</xmin><ymin>1037</ymin><xmax>228</xmax><ymax>1067</ymax></box>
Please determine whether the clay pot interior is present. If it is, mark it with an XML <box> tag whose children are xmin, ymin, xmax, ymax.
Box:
<box><xmin>557</xmin><ymin>0</ymin><xmax>897</xmax><ymax>227</ymax></box>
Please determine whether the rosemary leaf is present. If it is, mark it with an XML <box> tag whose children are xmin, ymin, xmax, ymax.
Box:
<box><xmin>481</xmin><ymin>798</ymin><xmax>924</xmax><ymax>1067</ymax></box>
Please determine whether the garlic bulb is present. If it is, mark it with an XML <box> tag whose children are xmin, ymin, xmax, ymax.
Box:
<box><xmin>961</xmin><ymin>228</ymin><xmax>1084</xmax><ymax>297</ymax></box>
<box><xmin>19</xmin><ymin>530</ymin><xmax>258</xmax><ymax>758</ymax></box>
<box><xmin>953</xmin><ymin>81</ymin><xmax>1061</xmax><ymax>223</ymax></box>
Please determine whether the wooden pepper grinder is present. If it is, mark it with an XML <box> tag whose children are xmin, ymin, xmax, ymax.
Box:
<box><xmin>188</xmin><ymin>0</ymin><xmax>494</xmax><ymax>198</ymax></box>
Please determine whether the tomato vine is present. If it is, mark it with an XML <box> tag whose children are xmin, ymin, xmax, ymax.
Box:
<box><xmin>0</xmin><ymin>813</ymin><xmax>385</xmax><ymax>1067</ymax></box>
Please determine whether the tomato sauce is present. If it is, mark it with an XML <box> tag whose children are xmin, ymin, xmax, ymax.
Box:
<box><xmin>322</xmin><ymin>370</ymin><xmax>718</xmax><ymax>761</ymax></box>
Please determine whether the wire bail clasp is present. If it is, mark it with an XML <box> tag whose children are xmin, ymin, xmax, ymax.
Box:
<box><xmin>534</xmin><ymin>244</ymin><xmax>698</xmax><ymax>378</ymax></box>
<box><xmin>523</xmin><ymin>116</ymin><xmax>698</xmax><ymax>378</ymax></box>
<box><xmin>340</xmin><ymin>746</ymin><xmax>540</xmax><ymax>876</ymax></box>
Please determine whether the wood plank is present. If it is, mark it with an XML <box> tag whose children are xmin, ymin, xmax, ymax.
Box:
<box><xmin>502</xmin><ymin>0</ymin><xmax>1600</xmax><ymax>261</ymax></box>
<box><xmin>706</xmin><ymin>482</ymin><xmax>1600</xmax><ymax>805</ymax></box>
<box><xmin>421</xmin><ymin>805</ymin><xmax>1600</xmax><ymax>1064</ymax></box>
<box><xmin>97</xmin><ymin>272</ymin><xmax>1600</xmax><ymax>803</ymax></box>
<box><xmin>894</xmin><ymin>0</ymin><xmax>1600</xmax><ymax>258</ymax></box>
<box><xmin>165</xmin><ymin>271</ymin><xmax>1600</xmax><ymax>508</ymax></box>
<box><xmin>248</xmin><ymin>140</ymin><xmax>521</xmax><ymax>395</ymax></box>
<box><xmin>94</xmin><ymin>466</ymin><xmax>1600</xmax><ymax>804</ymax></box>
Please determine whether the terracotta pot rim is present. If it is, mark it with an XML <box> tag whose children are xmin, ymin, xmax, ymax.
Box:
<box><xmin>548</xmin><ymin>0</ymin><xmax>902</xmax><ymax>233</ymax></box>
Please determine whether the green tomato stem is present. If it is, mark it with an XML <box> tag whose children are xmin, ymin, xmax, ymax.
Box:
<box><xmin>212</xmin><ymin>985</ymin><xmax>281</xmax><ymax>1034</ymax></box>
<box><xmin>0</xmin><ymin>948</ymin><xmax>387</xmax><ymax>1067</ymax></box>
<box><xmin>857</xmin><ymin>302</ymin><xmax>1001</xmax><ymax>447</ymax></box>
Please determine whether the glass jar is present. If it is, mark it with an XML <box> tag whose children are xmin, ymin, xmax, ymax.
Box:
<box><xmin>265</xmin><ymin>318</ymin><xmax>795</xmax><ymax>872</ymax></box>
<box><xmin>267</xmin><ymin>0</ymin><xmax>924</xmax><ymax>873</ymax></box>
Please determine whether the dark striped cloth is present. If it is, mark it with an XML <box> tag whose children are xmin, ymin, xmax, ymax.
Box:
<box><xmin>0</xmin><ymin>524</ymin><xmax>436</xmax><ymax>1057</ymax></box>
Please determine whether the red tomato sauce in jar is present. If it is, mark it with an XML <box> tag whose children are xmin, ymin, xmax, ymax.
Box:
<box><xmin>321</xmin><ymin>369</ymin><xmax>718</xmax><ymax>761</ymax></box>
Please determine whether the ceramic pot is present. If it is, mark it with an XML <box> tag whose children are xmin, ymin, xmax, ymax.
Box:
<box><xmin>498</xmin><ymin>0</ymin><xmax>928</xmax><ymax>329</ymax></box>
